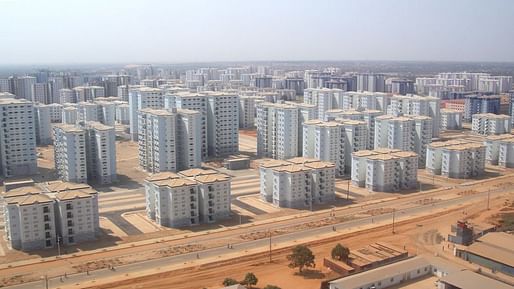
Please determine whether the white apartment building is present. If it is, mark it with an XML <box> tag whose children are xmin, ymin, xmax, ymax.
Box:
<box><xmin>115</xmin><ymin>103</ymin><xmax>130</xmax><ymax>124</ymax></box>
<box><xmin>128</xmin><ymin>87</ymin><xmax>164</xmax><ymax>140</ymax></box>
<box><xmin>3</xmin><ymin>182</ymin><xmax>99</xmax><ymax>250</ymax></box>
<box><xmin>32</xmin><ymin>82</ymin><xmax>51</xmax><ymax>104</ymax></box>
<box><xmin>85</xmin><ymin>122</ymin><xmax>117</xmax><ymax>184</ymax></box>
<box><xmin>176</xmin><ymin>109</ymin><xmax>203</xmax><ymax>170</ymax></box>
<box><xmin>340</xmin><ymin>120</ymin><xmax>369</xmax><ymax>173</ymax></box>
<box><xmin>3</xmin><ymin>188</ymin><xmax>56</xmax><ymax>250</ymax></box>
<box><xmin>48</xmin><ymin>103</ymin><xmax>63</xmax><ymax>123</ymax></box>
<box><xmin>341</xmin><ymin>91</ymin><xmax>390</xmax><ymax>111</ymax></box>
<box><xmin>259</xmin><ymin>158</ymin><xmax>336</xmax><ymax>209</ymax></box>
<box><xmin>484</xmin><ymin>134</ymin><xmax>514</xmax><ymax>167</ymax></box>
<box><xmin>362</xmin><ymin>110</ymin><xmax>384</xmax><ymax>150</ymax></box>
<box><xmin>53</xmin><ymin>124</ymin><xmax>88</xmax><ymax>183</ymax></box>
<box><xmin>325</xmin><ymin>109</ymin><xmax>363</xmax><ymax>121</ymax></box>
<box><xmin>239</xmin><ymin>95</ymin><xmax>257</xmax><ymax>128</ymax></box>
<box><xmin>356</xmin><ymin>73</ymin><xmax>386</xmax><ymax>92</ymax></box>
<box><xmin>256</xmin><ymin>102</ymin><xmax>299</xmax><ymax>159</ymax></box>
<box><xmin>388</xmin><ymin>94</ymin><xmax>440</xmax><ymax>137</ymax></box>
<box><xmin>0</xmin><ymin>98</ymin><xmax>38</xmax><ymax>177</ymax></box>
<box><xmin>174</xmin><ymin>93</ymin><xmax>209</xmax><ymax>159</ymax></box>
<box><xmin>374</xmin><ymin>115</ymin><xmax>433</xmax><ymax>168</ymax></box>
<box><xmin>303</xmin><ymin>120</ymin><xmax>345</xmax><ymax>176</ymax></box>
<box><xmin>138</xmin><ymin>109</ymin><xmax>177</xmax><ymax>173</ymax></box>
<box><xmin>54</xmin><ymin>190</ymin><xmax>98</xmax><ymax>246</ymax></box>
<box><xmin>205</xmin><ymin>92</ymin><xmax>239</xmax><ymax>158</ymax></box>
<box><xmin>440</xmin><ymin>108</ymin><xmax>463</xmax><ymax>130</ymax></box>
<box><xmin>73</xmin><ymin>86</ymin><xmax>105</xmax><ymax>102</ymax></box>
<box><xmin>34</xmin><ymin>104</ymin><xmax>53</xmax><ymax>145</ymax></box>
<box><xmin>62</xmin><ymin>106</ymin><xmax>78</xmax><ymax>124</ymax></box>
<box><xmin>59</xmin><ymin>88</ymin><xmax>76</xmax><ymax>104</ymax></box>
<box><xmin>15</xmin><ymin>76</ymin><xmax>36</xmax><ymax>100</ymax></box>
<box><xmin>351</xmin><ymin>149</ymin><xmax>418</xmax><ymax>192</ymax></box>
<box><xmin>471</xmin><ymin>113</ymin><xmax>511</xmax><ymax>135</ymax></box>
<box><xmin>95</xmin><ymin>101</ymin><xmax>116</xmax><ymax>126</ymax></box>
<box><xmin>303</xmin><ymin>88</ymin><xmax>344</xmax><ymax>121</ymax></box>
<box><xmin>286</xmin><ymin>102</ymin><xmax>318</xmax><ymax>154</ymax></box>
<box><xmin>145</xmin><ymin>169</ymin><xmax>231</xmax><ymax>227</ymax></box>
<box><xmin>77</xmin><ymin>102</ymin><xmax>100</xmax><ymax>124</ymax></box>
<box><xmin>138</xmin><ymin>108</ymin><xmax>202</xmax><ymax>173</ymax></box>
<box><xmin>426</xmin><ymin>140</ymin><xmax>485</xmax><ymax>178</ymax></box>
<box><xmin>144</xmin><ymin>173</ymin><xmax>199</xmax><ymax>227</ymax></box>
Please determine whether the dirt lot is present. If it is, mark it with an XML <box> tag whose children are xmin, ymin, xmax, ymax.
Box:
<box><xmin>83</xmin><ymin>193</ymin><xmax>513</xmax><ymax>289</ymax></box>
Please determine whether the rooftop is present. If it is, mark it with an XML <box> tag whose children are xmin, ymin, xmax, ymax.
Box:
<box><xmin>6</xmin><ymin>193</ymin><xmax>53</xmax><ymax>206</ymax></box>
<box><xmin>179</xmin><ymin>168</ymin><xmax>218</xmax><ymax>177</ymax></box>
<box><xmin>146</xmin><ymin>172</ymin><xmax>181</xmax><ymax>182</ymax></box>
<box><xmin>55</xmin><ymin>190</ymin><xmax>93</xmax><ymax>201</ymax></box>
<box><xmin>465</xmin><ymin>232</ymin><xmax>514</xmax><ymax>267</ymax></box>
<box><xmin>194</xmin><ymin>173</ymin><xmax>230</xmax><ymax>183</ymax></box>
<box><xmin>153</xmin><ymin>178</ymin><xmax>197</xmax><ymax>189</ymax></box>
<box><xmin>439</xmin><ymin>270</ymin><xmax>512</xmax><ymax>289</ymax></box>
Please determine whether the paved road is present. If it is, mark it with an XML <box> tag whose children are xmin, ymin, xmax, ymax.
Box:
<box><xmin>6</xmin><ymin>188</ymin><xmax>505</xmax><ymax>289</ymax></box>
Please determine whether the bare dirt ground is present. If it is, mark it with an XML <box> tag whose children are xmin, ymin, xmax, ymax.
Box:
<box><xmin>82</xmin><ymin>193</ymin><xmax>513</xmax><ymax>289</ymax></box>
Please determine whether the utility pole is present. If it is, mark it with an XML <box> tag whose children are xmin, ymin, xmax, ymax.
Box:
<box><xmin>45</xmin><ymin>275</ymin><xmax>49</xmax><ymax>289</ymax></box>
<box><xmin>392</xmin><ymin>209</ymin><xmax>396</xmax><ymax>234</ymax></box>
<box><xmin>487</xmin><ymin>189</ymin><xmax>490</xmax><ymax>210</ymax></box>
<box><xmin>57</xmin><ymin>236</ymin><xmax>61</xmax><ymax>256</ymax></box>
<box><xmin>268</xmin><ymin>230</ymin><xmax>272</xmax><ymax>263</ymax></box>
<box><xmin>346</xmin><ymin>179</ymin><xmax>350</xmax><ymax>200</ymax></box>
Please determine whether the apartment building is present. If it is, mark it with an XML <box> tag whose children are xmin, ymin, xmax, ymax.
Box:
<box><xmin>484</xmin><ymin>134</ymin><xmax>514</xmax><ymax>167</ymax></box>
<box><xmin>374</xmin><ymin>115</ymin><xmax>433</xmax><ymax>168</ymax></box>
<box><xmin>53</xmin><ymin>124</ymin><xmax>88</xmax><ymax>183</ymax></box>
<box><xmin>303</xmin><ymin>120</ymin><xmax>345</xmax><ymax>176</ymax></box>
<box><xmin>351</xmin><ymin>149</ymin><xmax>418</xmax><ymax>192</ymax></box>
<box><xmin>85</xmin><ymin>122</ymin><xmax>117</xmax><ymax>184</ymax></box>
<box><xmin>256</xmin><ymin>102</ymin><xmax>299</xmax><ymax>159</ymax></box>
<box><xmin>128</xmin><ymin>87</ymin><xmax>164</xmax><ymax>140</ymax></box>
<box><xmin>426</xmin><ymin>140</ymin><xmax>485</xmax><ymax>178</ymax></box>
<box><xmin>0</xmin><ymin>98</ymin><xmax>38</xmax><ymax>177</ymax></box>
<box><xmin>440</xmin><ymin>108</ymin><xmax>463</xmax><ymax>130</ymax></box>
<box><xmin>303</xmin><ymin>88</ymin><xmax>343</xmax><ymax>121</ymax></box>
<box><xmin>388</xmin><ymin>94</ymin><xmax>440</xmax><ymax>137</ymax></box>
<box><xmin>34</xmin><ymin>104</ymin><xmax>53</xmax><ymax>145</ymax></box>
<box><xmin>138</xmin><ymin>108</ymin><xmax>202</xmax><ymax>173</ymax></box>
<box><xmin>73</xmin><ymin>86</ymin><xmax>105</xmax><ymax>102</ymax></box>
<box><xmin>471</xmin><ymin>113</ymin><xmax>511</xmax><ymax>135</ymax></box>
<box><xmin>48</xmin><ymin>103</ymin><xmax>63</xmax><ymax>123</ymax></box>
<box><xmin>259</xmin><ymin>158</ymin><xmax>336</xmax><ymax>209</ymax></box>
<box><xmin>464</xmin><ymin>95</ymin><xmax>501</xmax><ymax>122</ymax></box>
<box><xmin>239</xmin><ymin>95</ymin><xmax>257</xmax><ymax>128</ymax></box>
<box><xmin>3</xmin><ymin>181</ymin><xmax>99</xmax><ymax>250</ymax></box>
<box><xmin>340</xmin><ymin>120</ymin><xmax>369</xmax><ymax>173</ymax></box>
<box><xmin>286</xmin><ymin>102</ymin><xmax>318</xmax><ymax>154</ymax></box>
<box><xmin>205</xmin><ymin>92</ymin><xmax>239</xmax><ymax>158</ymax></box>
<box><xmin>144</xmin><ymin>169</ymin><xmax>231</xmax><ymax>227</ymax></box>
<box><xmin>62</xmin><ymin>106</ymin><xmax>78</xmax><ymax>124</ymax></box>
<box><xmin>341</xmin><ymin>91</ymin><xmax>390</xmax><ymax>111</ymax></box>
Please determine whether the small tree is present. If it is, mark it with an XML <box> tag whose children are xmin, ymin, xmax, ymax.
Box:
<box><xmin>263</xmin><ymin>285</ymin><xmax>281</xmax><ymax>289</ymax></box>
<box><xmin>331</xmin><ymin>243</ymin><xmax>350</xmax><ymax>262</ymax></box>
<box><xmin>222</xmin><ymin>278</ymin><xmax>238</xmax><ymax>286</ymax></box>
<box><xmin>287</xmin><ymin>245</ymin><xmax>316</xmax><ymax>273</ymax></box>
<box><xmin>241</xmin><ymin>272</ymin><xmax>258</xmax><ymax>288</ymax></box>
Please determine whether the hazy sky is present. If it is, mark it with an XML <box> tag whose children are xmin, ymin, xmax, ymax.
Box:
<box><xmin>1</xmin><ymin>0</ymin><xmax>514</xmax><ymax>64</ymax></box>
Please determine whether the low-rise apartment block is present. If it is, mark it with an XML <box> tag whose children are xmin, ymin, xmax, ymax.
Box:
<box><xmin>351</xmin><ymin>149</ymin><xmax>418</xmax><ymax>192</ymax></box>
<box><xmin>426</xmin><ymin>140</ymin><xmax>485</xmax><ymax>178</ymax></box>
<box><xmin>484</xmin><ymin>134</ymin><xmax>514</xmax><ymax>167</ymax></box>
<box><xmin>440</xmin><ymin>108</ymin><xmax>463</xmax><ymax>130</ymax></box>
<box><xmin>471</xmin><ymin>113</ymin><xmax>511</xmax><ymax>135</ymax></box>
<box><xmin>259</xmin><ymin>158</ymin><xmax>336</xmax><ymax>209</ymax></box>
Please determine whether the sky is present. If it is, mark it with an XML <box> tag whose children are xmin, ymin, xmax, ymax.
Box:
<box><xmin>1</xmin><ymin>0</ymin><xmax>514</xmax><ymax>65</ymax></box>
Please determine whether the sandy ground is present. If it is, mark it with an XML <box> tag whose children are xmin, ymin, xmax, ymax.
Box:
<box><xmin>80</xmin><ymin>193</ymin><xmax>513</xmax><ymax>289</ymax></box>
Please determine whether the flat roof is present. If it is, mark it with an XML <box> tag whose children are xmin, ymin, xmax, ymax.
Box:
<box><xmin>439</xmin><ymin>270</ymin><xmax>512</xmax><ymax>289</ymax></box>
<box><xmin>329</xmin><ymin>257</ymin><xmax>430</xmax><ymax>288</ymax></box>
<box><xmin>465</xmin><ymin>232</ymin><xmax>514</xmax><ymax>267</ymax></box>
<box><xmin>54</xmin><ymin>124</ymin><xmax>84</xmax><ymax>133</ymax></box>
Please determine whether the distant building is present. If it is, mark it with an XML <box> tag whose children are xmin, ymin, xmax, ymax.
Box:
<box><xmin>440</xmin><ymin>108</ymin><xmax>463</xmax><ymax>130</ymax></box>
<box><xmin>85</xmin><ymin>122</ymin><xmax>117</xmax><ymax>184</ymax></box>
<box><xmin>356</xmin><ymin>73</ymin><xmax>386</xmax><ymax>92</ymax></box>
<box><xmin>388</xmin><ymin>94</ymin><xmax>440</xmax><ymax>137</ymax></box>
<box><xmin>471</xmin><ymin>113</ymin><xmax>511</xmax><ymax>135</ymax></box>
<box><xmin>53</xmin><ymin>124</ymin><xmax>88</xmax><ymax>183</ymax></box>
<box><xmin>34</xmin><ymin>104</ymin><xmax>53</xmax><ymax>145</ymax></box>
<box><xmin>128</xmin><ymin>87</ymin><xmax>164</xmax><ymax>140</ymax></box>
<box><xmin>390</xmin><ymin>78</ymin><xmax>414</xmax><ymax>95</ymax></box>
<box><xmin>464</xmin><ymin>95</ymin><xmax>501</xmax><ymax>122</ymax></box>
